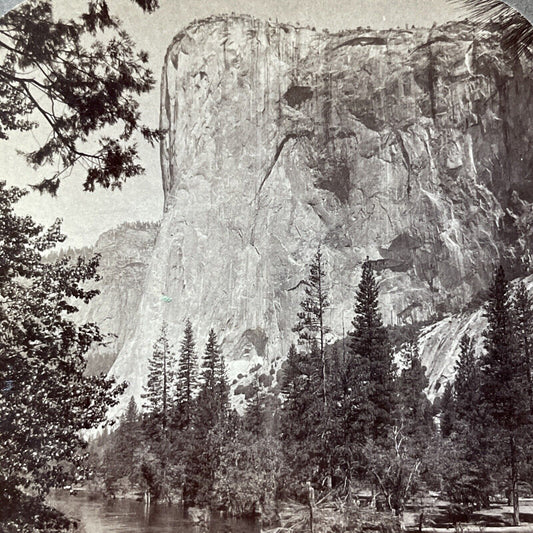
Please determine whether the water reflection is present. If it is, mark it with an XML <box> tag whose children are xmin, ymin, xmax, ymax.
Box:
<box><xmin>49</xmin><ymin>494</ymin><xmax>258</xmax><ymax>533</ymax></box>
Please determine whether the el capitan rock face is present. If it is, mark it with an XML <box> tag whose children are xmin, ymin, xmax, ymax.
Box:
<box><xmin>107</xmin><ymin>16</ymin><xmax>533</xmax><ymax>413</ymax></box>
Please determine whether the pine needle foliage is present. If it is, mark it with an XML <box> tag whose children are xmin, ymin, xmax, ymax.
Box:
<box><xmin>349</xmin><ymin>260</ymin><xmax>396</xmax><ymax>441</ymax></box>
<box><xmin>292</xmin><ymin>245</ymin><xmax>330</xmax><ymax>405</ymax></box>
<box><xmin>141</xmin><ymin>323</ymin><xmax>176</xmax><ymax>428</ymax></box>
<box><xmin>450</xmin><ymin>0</ymin><xmax>533</xmax><ymax>59</ymax></box>
<box><xmin>0</xmin><ymin>0</ymin><xmax>164</xmax><ymax>193</ymax></box>
<box><xmin>175</xmin><ymin>318</ymin><xmax>197</xmax><ymax>427</ymax></box>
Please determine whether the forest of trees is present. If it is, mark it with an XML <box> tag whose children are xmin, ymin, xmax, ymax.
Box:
<box><xmin>89</xmin><ymin>249</ymin><xmax>533</xmax><ymax>530</ymax></box>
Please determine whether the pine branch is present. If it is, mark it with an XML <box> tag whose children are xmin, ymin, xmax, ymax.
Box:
<box><xmin>450</xmin><ymin>0</ymin><xmax>533</xmax><ymax>59</ymax></box>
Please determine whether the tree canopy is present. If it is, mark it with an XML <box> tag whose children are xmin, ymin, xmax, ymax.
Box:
<box><xmin>0</xmin><ymin>0</ymin><xmax>163</xmax><ymax>194</ymax></box>
<box><xmin>0</xmin><ymin>181</ymin><xmax>124</xmax><ymax>530</ymax></box>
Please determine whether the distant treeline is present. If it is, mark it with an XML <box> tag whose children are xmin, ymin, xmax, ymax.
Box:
<box><xmin>45</xmin><ymin>220</ymin><xmax>161</xmax><ymax>263</ymax></box>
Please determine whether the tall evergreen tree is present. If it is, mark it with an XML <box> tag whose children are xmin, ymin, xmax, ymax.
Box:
<box><xmin>511</xmin><ymin>282</ymin><xmax>533</xmax><ymax>410</ymax></box>
<box><xmin>244</xmin><ymin>379</ymin><xmax>266</xmax><ymax>437</ymax></box>
<box><xmin>349</xmin><ymin>260</ymin><xmax>395</xmax><ymax>441</ymax></box>
<box><xmin>102</xmin><ymin>396</ymin><xmax>143</xmax><ymax>495</ymax></box>
<box><xmin>454</xmin><ymin>335</ymin><xmax>481</xmax><ymax>423</ymax></box>
<box><xmin>186</xmin><ymin>329</ymin><xmax>230</xmax><ymax>506</ymax></box>
<box><xmin>175</xmin><ymin>319</ymin><xmax>197</xmax><ymax>427</ymax></box>
<box><xmin>142</xmin><ymin>323</ymin><xmax>176</xmax><ymax>429</ymax></box>
<box><xmin>396</xmin><ymin>342</ymin><xmax>433</xmax><ymax>445</ymax></box>
<box><xmin>328</xmin><ymin>346</ymin><xmax>368</xmax><ymax>489</ymax></box>
<box><xmin>293</xmin><ymin>245</ymin><xmax>330</xmax><ymax>405</ymax></box>
<box><xmin>124</xmin><ymin>395</ymin><xmax>140</xmax><ymax>426</ymax></box>
<box><xmin>279</xmin><ymin>343</ymin><xmax>324</xmax><ymax>488</ymax></box>
<box><xmin>216</xmin><ymin>345</ymin><xmax>230</xmax><ymax>416</ymax></box>
<box><xmin>365</xmin><ymin>343</ymin><xmax>433</xmax><ymax>518</ymax></box>
<box><xmin>439</xmin><ymin>334</ymin><xmax>492</xmax><ymax>510</ymax></box>
<box><xmin>439</xmin><ymin>381</ymin><xmax>455</xmax><ymax>439</ymax></box>
<box><xmin>196</xmin><ymin>328</ymin><xmax>228</xmax><ymax>423</ymax></box>
<box><xmin>480</xmin><ymin>266</ymin><xmax>532</xmax><ymax>525</ymax></box>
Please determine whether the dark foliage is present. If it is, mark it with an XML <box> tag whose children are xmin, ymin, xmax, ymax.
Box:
<box><xmin>0</xmin><ymin>0</ymin><xmax>164</xmax><ymax>193</ymax></box>
<box><xmin>0</xmin><ymin>182</ymin><xmax>124</xmax><ymax>531</ymax></box>
<box><xmin>349</xmin><ymin>260</ymin><xmax>396</xmax><ymax>442</ymax></box>
<box><xmin>451</xmin><ymin>0</ymin><xmax>533</xmax><ymax>60</ymax></box>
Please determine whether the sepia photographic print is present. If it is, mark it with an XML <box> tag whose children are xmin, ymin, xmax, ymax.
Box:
<box><xmin>2</xmin><ymin>0</ymin><xmax>533</xmax><ymax>531</ymax></box>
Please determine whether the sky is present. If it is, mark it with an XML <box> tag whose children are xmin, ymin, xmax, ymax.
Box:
<box><xmin>0</xmin><ymin>0</ymin><xmax>528</xmax><ymax>248</ymax></box>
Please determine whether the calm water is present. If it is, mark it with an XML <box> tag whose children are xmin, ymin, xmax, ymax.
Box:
<box><xmin>49</xmin><ymin>494</ymin><xmax>259</xmax><ymax>533</ymax></box>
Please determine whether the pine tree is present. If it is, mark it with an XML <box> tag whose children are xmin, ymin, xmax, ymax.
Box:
<box><xmin>244</xmin><ymin>380</ymin><xmax>266</xmax><ymax>437</ymax></box>
<box><xmin>216</xmin><ymin>345</ymin><xmax>230</xmax><ymax>416</ymax></box>
<box><xmin>196</xmin><ymin>329</ymin><xmax>228</xmax><ymax>423</ymax></box>
<box><xmin>439</xmin><ymin>334</ymin><xmax>492</xmax><ymax>510</ymax></box>
<box><xmin>511</xmin><ymin>282</ymin><xmax>533</xmax><ymax>409</ymax></box>
<box><xmin>439</xmin><ymin>381</ymin><xmax>455</xmax><ymax>439</ymax></box>
<box><xmin>280</xmin><ymin>344</ymin><xmax>318</xmax><ymax>439</ymax></box>
<box><xmin>480</xmin><ymin>266</ymin><xmax>532</xmax><ymax>525</ymax></box>
<box><xmin>365</xmin><ymin>343</ymin><xmax>432</xmax><ymax>518</ymax></box>
<box><xmin>192</xmin><ymin>328</ymin><xmax>231</xmax><ymax>437</ymax></box>
<box><xmin>293</xmin><ymin>245</ymin><xmax>330</xmax><ymax>405</ymax></box>
<box><xmin>175</xmin><ymin>318</ymin><xmax>197</xmax><ymax>427</ymax></box>
<box><xmin>142</xmin><ymin>323</ymin><xmax>176</xmax><ymax>430</ymax></box>
<box><xmin>186</xmin><ymin>329</ymin><xmax>230</xmax><ymax>506</ymax></box>
<box><xmin>279</xmin><ymin>343</ymin><xmax>324</xmax><ymax>488</ymax></box>
<box><xmin>396</xmin><ymin>342</ymin><xmax>433</xmax><ymax>445</ymax></box>
<box><xmin>454</xmin><ymin>335</ymin><xmax>481</xmax><ymax>423</ymax></box>
<box><xmin>103</xmin><ymin>396</ymin><xmax>143</xmax><ymax>495</ymax></box>
<box><xmin>124</xmin><ymin>395</ymin><xmax>140</xmax><ymax>427</ymax></box>
<box><xmin>349</xmin><ymin>259</ymin><xmax>395</xmax><ymax>441</ymax></box>
<box><xmin>328</xmin><ymin>346</ymin><xmax>368</xmax><ymax>488</ymax></box>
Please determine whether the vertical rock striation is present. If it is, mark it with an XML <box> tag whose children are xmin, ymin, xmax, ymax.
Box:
<box><xmin>75</xmin><ymin>223</ymin><xmax>159</xmax><ymax>375</ymax></box>
<box><xmin>108</xmin><ymin>16</ymin><xmax>533</xmax><ymax>413</ymax></box>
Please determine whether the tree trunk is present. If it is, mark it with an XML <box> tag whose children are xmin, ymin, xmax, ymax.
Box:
<box><xmin>511</xmin><ymin>435</ymin><xmax>520</xmax><ymax>526</ymax></box>
<box><xmin>307</xmin><ymin>482</ymin><xmax>315</xmax><ymax>533</ymax></box>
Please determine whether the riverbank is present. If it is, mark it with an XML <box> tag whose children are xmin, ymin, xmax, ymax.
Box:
<box><xmin>48</xmin><ymin>493</ymin><xmax>259</xmax><ymax>533</ymax></box>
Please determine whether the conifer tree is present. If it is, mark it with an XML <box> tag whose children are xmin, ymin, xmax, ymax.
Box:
<box><xmin>349</xmin><ymin>259</ymin><xmax>395</xmax><ymax>441</ymax></box>
<box><xmin>439</xmin><ymin>381</ymin><xmax>455</xmax><ymax>439</ymax></box>
<box><xmin>244</xmin><ymin>380</ymin><xmax>266</xmax><ymax>437</ymax></box>
<box><xmin>280</xmin><ymin>344</ymin><xmax>320</xmax><ymax>438</ymax></box>
<box><xmin>125</xmin><ymin>395</ymin><xmax>140</xmax><ymax>426</ymax></box>
<box><xmin>480</xmin><ymin>266</ymin><xmax>532</xmax><ymax>525</ymax></box>
<box><xmin>454</xmin><ymin>335</ymin><xmax>481</xmax><ymax>423</ymax></box>
<box><xmin>216</xmin><ymin>346</ymin><xmax>230</xmax><ymax>416</ymax></box>
<box><xmin>196</xmin><ymin>329</ymin><xmax>229</xmax><ymax>423</ymax></box>
<box><xmin>279</xmin><ymin>343</ymin><xmax>324</xmax><ymax>487</ymax></box>
<box><xmin>175</xmin><ymin>319</ymin><xmax>197</xmax><ymax>427</ymax></box>
<box><xmin>328</xmin><ymin>346</ymin><xmax>368</xmax><ymax>488</ymax></box>
<box><xmin>103</xmin><ymin>396</ymin><xmax>143</xmax><ymax>494</ymax></box>
<box><xmin>186</xmin><ymin>329</ymin><xmax>230</xmax><ymax>505</ymax></box>
<box><xmin>439</xmin><ymin>334</ymin><xmax>492</xmax><ymax>510</ymax></box>
<box><xmin>511</xmin><ymin>282</ymin><xmax>533</xmax><ymax>409</ymax></box>
<box><xmin>293</xmin><ymin>245</ymin><xmax>330</xmax><ymax>405</ymax></box>
<box><xmin>365</xmin><ymin>343</ymin><xmax>432</xmax><ymax>518</ymax></box>
<box><xmin>396</xmin><ymin>342</ymin><xmax>433</xmax><ymax>445</ymax></box>
<box><xmin>142</xmin><ymin>323</ymin><xmax>176</xmax><ymax>429</ymax></box>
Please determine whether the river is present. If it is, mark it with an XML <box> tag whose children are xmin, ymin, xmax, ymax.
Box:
<box><xmin>49</xmin><ymin>494</ymin><xmax>260</xmax><ymax>533</ymax></box>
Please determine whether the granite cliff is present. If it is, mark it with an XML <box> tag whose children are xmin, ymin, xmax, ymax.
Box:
<box><xmin>105</xmin><ymin>15</ymin><xmax>533</xmax><ymax>414</ymax></box>
<box><xmin>66</xmin><ymin>222</ymin><xmax>159</xmax><ymax>375</ymax></box>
